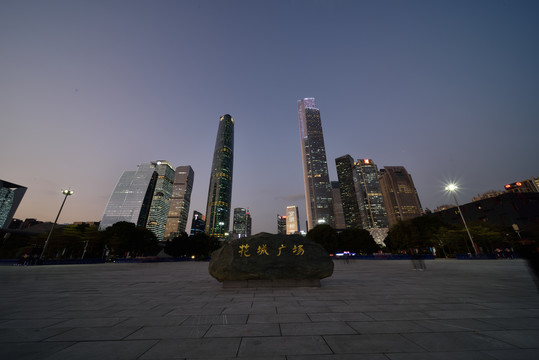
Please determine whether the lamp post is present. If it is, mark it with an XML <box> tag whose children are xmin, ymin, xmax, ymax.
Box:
<box><xmin>445</xmin><ymin>184</ymin><xmax>478</xmax><ymax>255</ymax></box>
<box><xmin>40</xmin><ymin>189</ymin><xmax>74</xmax><ymax>260</ymax></box>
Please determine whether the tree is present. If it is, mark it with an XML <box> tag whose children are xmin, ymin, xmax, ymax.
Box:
<box><xmin>306</xmin><ymin>224</ymin><xmax>339</xmax><ymax>254</ymax></box>
<box><xmin>101</xmin><ymin>222</ymin><xmax>158</xmax><ymax>257</ymax></box>
<box><xmin>338</xmin><ymin>228</ymin><xmax>379</xmax><ymax>254</ymax></box>
<box><xmin>164</xmin><ymin>232</ymin><xmax>221</xmax><ymax>259</ymax></box>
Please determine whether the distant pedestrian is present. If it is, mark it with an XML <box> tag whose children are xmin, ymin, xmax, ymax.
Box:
<box><xmin>410</xmin><ymin>249</ymin><xmax>426</xmax><ymax>271</ymax></box>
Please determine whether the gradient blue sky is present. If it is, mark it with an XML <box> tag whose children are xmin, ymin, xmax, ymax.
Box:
<box><xmin>2</xmin><ymin>0</ymin><xmax>538</xmax><ymax>234</ymax></box>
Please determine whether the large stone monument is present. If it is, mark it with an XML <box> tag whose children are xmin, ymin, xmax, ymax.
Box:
<box><xmin>209</xmin><ymin>233</ymin><xmax>334</xmax><ymax>287</ymax></box>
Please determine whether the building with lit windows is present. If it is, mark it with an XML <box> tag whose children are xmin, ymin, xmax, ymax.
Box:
<box><xmin>164</xmin><ymin>166</ymin><xmax>194</xmax><ymax>239</ymax></box>
<box><xmin>354</xmin><ymin>159</ymin><xmax>388</xmax><ymax>229</ymax></box>
<box><xmin>205</xmin><ymin>114</ymin><xmax>234</xmax><ymax>238</ymax></box>
<box><xmin>286</xmin><ymin>206</ymin><xmax>300</xmax><ymax>235</ymax></box>
<box><xmin>233</xmin><ymin>208</ymin><xmax>251</xmax><ymax>239</ymax></box>
<box><xmin>99</xmin><ymin>163</ymin><xmax>157</xmax><ymax>230</ymax></box>
<box><xmin>378</xmin><ymin>166</ymin><xmax>423</xmax><ymax>227</ymax></box>
<box><xmin>190</xmin><ymin>211</ymin><xmax>205</xmax><ymax>236</ymax></box>
<box><xmin>297</xmin><ymin>98</ymin><xmax>334</xmax><ymax>230</ymax></box>
<box><xmin>0</xmin><ymin>180</ymin><xmax>27</xmax><ymax>229</ymax></box>
<box><xmin>335</xmin><ymin>155</ymin><xmax>363</xmax><ymax>229</ymax></box>
<box><xmin>504</xmin><ymin>177</ymin><xmax>539</xmax><ymax>193</ymax></box>
<box><xmin>145</xmin><ymin>161</ymin><xmax>175</xmax><ymax>241</ymax></box>
<box><xmin>277</xmin><ymin>215</ymin><xmax>287</xmax><ymax>234</ymax></box>
<box><xmin>331</xmin><ymin>181</ymin><xmax>346</xmax><ymax>230</ymax></box>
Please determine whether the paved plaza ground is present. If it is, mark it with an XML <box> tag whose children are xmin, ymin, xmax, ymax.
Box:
<box><xmin>1</xmin><ymin>259</ymin><xmax>538</xmax><ymax>360</ymax></box>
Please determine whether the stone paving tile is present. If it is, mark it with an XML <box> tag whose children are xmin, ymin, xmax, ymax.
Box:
<box><xmin>276</xmin><ymin>305</ymin><xmax>330</xmax><ymax>314</ymax></box>
<box><xmin>182</xmin><ymin>314</ymin><xmax>248</xmax><ymax>325</ymax></box>
<box><xmin>0</xmin><ymin>327</ymin><xmax>70</xmax><ymax>342</ymax></box>
<box><xmin>347</xmin><ymin>320</ymin><xmax>430</xmax><ymax>334</ymax></box>
<box><xmin>140</xmin><ymin>338</ymin><xmax>241</xmax><ymax>359</ymax></box>
<box><xmin>205</xmin><ymin>323</ymin><xmax>280</xmax><ymax>337</ymax></box>
<box><xmin>238</xmin><ymin>335</ymin><xmax>332</xmax><ymax>357</ymax></box>
<box><xmin>288</xmin><ymin>355</ymin><xmax>388</xmax><ymax>360</ymax></box>
<box><xmin>386</xmin><ymin>351</ymin><xmax>498</xmax><ymax>360</ymax></box>
<box><xmin>481</xmin><ymin>348</ymin><xmax>539</xmax><ymax>360</ymax></box>
<box><xmin>415</xmin><ymin>318</ymin><xmax>504</xmax><ymax>332</ymax></box>
<box><xmin>45</xmin><ymin>326</ymin><xmax>140</xmax><ymax>341</ymax></box>
<box><xmin>478</xmin><ymin>317</ymin><xmax>539</xmax><ymax>330</ymax></box>
<box><xmin>307</xmin><ymin>312</ymin><xmax>373</xmax><ymax>322</ymax></box>
<box><xmin>43</xmin><ymin>339</ymin><xmax>158</xmax><ymax>360</ymax></box>
<box><xmin>324</xmin><ymin>334</ymin><xmax>425</xmax><ymax>354</ymax></box>
<box><xmin>280</xmin><ymin>321</ymin><xmax>357</xmax><ymax>336</ymax></box>
<box><xmin>119</xmin><ymin>315</ymin><xmax>190</xmax><ymax>326</ymax></box>
<box><xmin>1</xmin><ymin>342</ymin><xmax>75</xmax><ymax>360</ymax></box>
<box><xmin>479</xmin><ymin>329</ymin><xmax>539</xmax><ymax>348</ymax></box>
<box><xmin>126</xmin><ymin>325</ymin><xmax>210</xmax><ymax>339</ymax></box>
<box><xmin>0</xmin><ymin>318</ymin><xmax>66</xmax><ymax>328</ymax></box>
<box><xmin>49</xmin><ymin>317</ymin><xmax>126</xmax><ymax>328</ymax></box>
<box><xmin>247</xmin><ymin>313</ymin><xmax>311</xmax><ymax>323</ymax></box>
<box><xmin>402</xmin><ymin>332</ymin><xmax>515</xmax><ymax>351</ymax></box>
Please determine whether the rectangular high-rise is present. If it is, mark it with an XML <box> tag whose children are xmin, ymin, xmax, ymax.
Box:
<box><xmin>286</xmin><ymin>205</ymin><xmax>300</xmax><ymax>235</ymax></box>
<box><xmin>146</xmin><ymin>161</ymin><xmax>175</xmax><ymax>241</ymax></box>
<box><xmin>164</xmin><ymin>166</ymin><xmax>194</xmax><ymax>239</ymax></box>
<box><xmin>0</xmin><ymin>180</ymin><xmax>27</xmax><ymax>229</ymax></box>
<box><xmin>335</xmin><ymin>155</ymin><xmax>363</xmax><ymax>229</ymax></box>
<box><xmin>297</xmin><ymin>98</ymin><xmax>334</xmax><ymax>230</ymax></box>
<box><xmin>378</xmin><ymin>166</ymin><xmax>423</xmax><ymax>227</ymax></box>
<box><xmin>354</xmin><ymin>159</ymin><xmax>389</xmax><ymax>229</ymax></box>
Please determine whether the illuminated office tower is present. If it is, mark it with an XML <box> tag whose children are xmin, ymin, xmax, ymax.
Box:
<box><xmin>331</xmin><ymin>181</ymin><xmax>346</xmax><ymax>230</ymax></box>
<box><xmin>189</xmin><ymin>211</ymin><xmax>206</xmax><ymax>236</ymax></box>
<box><xmin>0</xmin><ymin>180</ymin><xmax>27</xmax><ymax>229</ymax></box>
<box><xmin>145</xmin><ymin>161</ymin><xmax>175</xmax><ymax>241</ymax></box>
<box><xmin>354</xmin><ymin>159</ymin><xmax>389</xmax><ymax>229</ymax></box>
<box><xmin>335</xmin><ymin>155</ymin><xmax>363</xmax><ymax>229</ymax></box>
<box><xmin>297</xmin><ymin>98</ymin><xmax>334</xmax><ymax>230</ymax></box>
<box><xmin>378</xmin><ymin>166</ymin><xmax>423</xmax><ymax>227</ymax></box>
<box><xmin>233</xmin><ymin>208</ymin><xmax>251</xmax><ymax>239</ymax></box>
<box><xmin>205</xmin><ymin>114</ymin><xmax>234</xmax><ymax>238</ymax></box>
<box><xmin>164</xmin><ymin>166</ymin><xmax>194</xmax><ymax>239</ymax></box>
<box><xmin>277</xmin><ymin>215</ymin><xmax>287</xmax><ymax>235</ymax></box>
<box><xmin>99</xmin><ymin>163</ymin><xmax>157</xmax><ymax>230</ymax></box>
<box><xmin>286</xmin><ymin>205</ymin><xmax>300</xmax><ymax>235</ymax></box>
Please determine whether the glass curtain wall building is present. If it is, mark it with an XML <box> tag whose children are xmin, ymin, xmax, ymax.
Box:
<box><xmin>190</xmin><ymin>211</ymin><xmax>206</xmax><ymax>236</ymax></box>
<box><xmin>0</xmin><ymin>180</ymin><xmax>27</xmax><ymax>229</ymax></box>
<box><xmin>205</xmin><ymin>114</ymin><xmax>234</xmax><ymax>238</ymax></box>
<box><xmin>164</xmin><ymin>165</ymin><xmax>194</xmax><ymax>239</ymax></box>
<box><xmin>145</xmin><ymin>161</ymin><xmax>175</xmax><ymax>241</ymax></box>
<box><xmin>232</xmin><ymin>208</ymin><xmax>251</xmax><ymax>239</ymax></box>
<box><xmin>378</xmin><ymin>166</ymin><xmax>423</xmax><ymax>227</ymax></box>
<box><xmin>354</xmin><ymin>159</ymin><xmax>389</xmax><ymax>229</ymax></box>
<box><xmin>99</xmin><ymin>163</ymin><xmax>158</xmax><ymax>230</ymax></box>
<box><xmin>297</xmin><ymin>98</ymin><xmax>334</xmax><ymax>230</ymax></box>
<box><xmin>335</xmin><ymin>155</ymin><xmax>363</xmax><ymax>229</ymax></box>
<box><xmin>286</xmin><ymin>205</ymin><xmax>300</xmax><ymax>235</ymax></box>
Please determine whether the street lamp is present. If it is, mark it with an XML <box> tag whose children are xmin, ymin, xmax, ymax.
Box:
<box><xmin>445</xmin><ymin>184</ymin><xmax>478</xmax><ymax>255</ymax></box>
<box><xmin>40</xmin><ymin>189</ymin><xmax>74</xmax><ymax>260</ymax></box>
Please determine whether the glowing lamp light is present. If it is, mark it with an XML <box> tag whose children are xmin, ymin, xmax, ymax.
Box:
<box><xmin>505</xmin><ymin>184</ymin><xmax>511</xmax><ymax>189</ymax></box>
<box><xmin>516</xmin><ymin>182</ymin><xmax>522</xmax><ymax>186</ymax></box>
<box><xmin>445</xmin><ymin>183</ymin><xmax>458</xmax><ymax>192</ymax></box>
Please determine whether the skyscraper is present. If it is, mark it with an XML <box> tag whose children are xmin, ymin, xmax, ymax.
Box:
<box><xmin>232</xmin><ymin>208</ymin><xmax>251</xmax><ymax>239</ymax></box>
<box><xmin>277</xmin><ymin>215</ymin><xmax>287</xmax><ymax>235</ymax></box>
<box><xmin>378</xmin><ymin>166</ymin><xmax>423</xmax><ymax>227</ymax></box>
<box><xmin>0</xmin><ymin>180</ymin><xmax>27</xmax><ymax>229</ymax></box>
<box><xmin>99</xmin><ymin>163</ymin><xmax>157</xmax><ymax>230</ymax></box>
<box><xmin>335</xmin><ymin>155</ymin><xmax>363</xmax><ymax>229</ymax></box>
<box><xmin>354</xmin><ymin>159</ymin><xmax>388</xmax><ymax>229</ymax></box>
<box><xmin>297</xmin><ymin>98</ymin><xmax>334</xmax><ymax>230</ymax></box>
<box><xmin>331</xmin><ymin>181</ymin><xmax>346</xmax><ymax>230</ymax></box>
<box><xmin>146</xmin><ymin>161</ymin><xmax>175</xmax><ymax>241</ymax></box>
<box><xmin>205</xmin><ymin>114</ymin><xmax>234</xmax><ymax>238</ymax></box>
<box><xmin>164</xmin><ymin>166</ymin><xmax>194</xmax><ymax>239</ymax></box>
<box><xmin>190</xmin><ymin>211</ymin><xmax>206</xmax><ymax>236</ymax></box>
<box><xmin>286</xmin><ymin>205</ymin><xmax>300</xmax><ymax>235</ymax></box>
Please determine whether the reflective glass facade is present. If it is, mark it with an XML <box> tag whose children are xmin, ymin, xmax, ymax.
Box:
<box><xmin>354</xmin><ymin>159</ymin><xmax>389</xmax><ymax>229</ymax></box>
<box><xmin>335</xmin><ymin>155</ymin><xmax>363</xmax><ymax>229</ymax></box>
<box><xmin>146</xmin><ymin>161</ymin><xmax>175</xmax><ymax>241</ymax></box>
<box><xmin>164</xmin><ymin>165</ymin><xmax>194</xmax><ymax>239</ymax></box>
<box><xmin>379</xmin><ymin>166</ymin><xmax>423</xmax><ymax>227</ymax></box>
<box><xmin>190</xmin><ymin>210</ymin><xmax>206</xmax><ymax>236</ymax></box>
<box><xmin>0</xmin><ymin>180</ymin><xmax>27</xmax><ymax>229</ymax></box>
<box><xmin>205</xmin><ymin>114</ymin><xmax>234</xmax><ymax>238</ymax></box>
<box><xmin>99</xmin><ymin>163</ymin><xmax>157</xmax><ymax>230</ymax></box>
<box><xmin>233</xmin><ymin>208</ymin><xmax>251</xmax><ymax>239</ymax></box>
<box><xmin>298</xmin><ymin>98</ymin><xmax>334</xmax><ymax>230</ymax></box>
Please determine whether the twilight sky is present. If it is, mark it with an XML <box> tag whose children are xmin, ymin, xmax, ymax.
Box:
<box><xmin>2</xmin><ymin>0</ymin><xmax>538</xmax><ymax>234</ymax></box>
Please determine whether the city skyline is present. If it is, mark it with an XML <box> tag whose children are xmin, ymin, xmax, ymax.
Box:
<box><xmin>2</xmin><ymin>1</ymin><xmax>538</xmax><ymax>234</ymax></box>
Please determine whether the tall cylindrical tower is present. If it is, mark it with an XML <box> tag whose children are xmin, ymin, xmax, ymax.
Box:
<box><xmin>205</xmin><ymin>114</ymin><xmax>234</xmax><ymax>238</ymax></box>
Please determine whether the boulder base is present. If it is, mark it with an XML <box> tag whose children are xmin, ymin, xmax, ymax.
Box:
<box><xmin>209</xmin><ymin>233</ymin><xmax>334</xmax><ymax>285</ymax></box>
